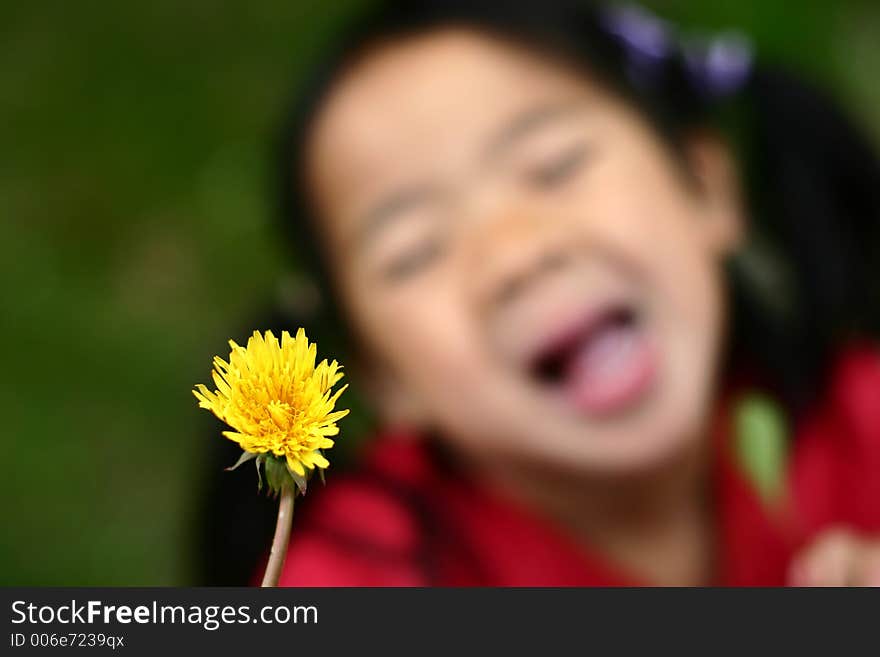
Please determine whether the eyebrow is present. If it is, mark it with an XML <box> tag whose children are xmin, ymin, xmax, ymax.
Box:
<box><xmin>483</xmin><ymin>101</ymin><xmax>583</xmax><ymax>162</ymax></box>
<box><xmin>354</xmin><ymin>184</ymin><xmax>439</xmax><ymax>251</ymax></box>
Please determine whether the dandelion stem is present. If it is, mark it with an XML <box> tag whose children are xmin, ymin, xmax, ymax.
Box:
<box><xmin>261</xmin><ymin>487</ymin><xmax>295</xmax><ymax>587</ymax></box>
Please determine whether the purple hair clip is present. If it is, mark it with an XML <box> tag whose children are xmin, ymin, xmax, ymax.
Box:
<box><xmin>599</xmin><ymin>4</ymin><xmax>672</xmax><ymax>85</ymax></box>
<box><xmin>682</xmin><ymin>32</ymin><xmax>753</xmax><ymax>99</ymax></box>
<box><xmin>599</xmin><ymin>3</ymin><xmax>753</xmax><ymax>101</ymax></box>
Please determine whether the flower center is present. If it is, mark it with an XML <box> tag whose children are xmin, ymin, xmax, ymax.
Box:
<box><xmin>267</xmin><ymin>400</ymin><xmax>293</xmax><ymax>431</ymax></box>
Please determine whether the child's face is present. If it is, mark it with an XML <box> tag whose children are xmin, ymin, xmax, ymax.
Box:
<box><xmin>305</xmin><ymin>30</ymin><xmax>743</xmax><ymax>475</ymax></box>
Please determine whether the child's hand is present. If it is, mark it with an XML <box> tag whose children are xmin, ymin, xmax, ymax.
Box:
<box><xmin>788</xmin><ymin>528</ymin><xmax>880</xmax><ymax>586</ymax></box>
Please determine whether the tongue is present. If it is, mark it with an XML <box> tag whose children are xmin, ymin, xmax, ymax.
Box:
<box><xmin>562</xmin><ymin>320</ymin><xmax>656</xmax><ymax>415</ymax></box>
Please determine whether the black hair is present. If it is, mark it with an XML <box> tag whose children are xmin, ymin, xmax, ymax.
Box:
<box><xmin>197</xmin><ymin>0</ymin><xmax>880</xmax><ymax>584</ymax></box>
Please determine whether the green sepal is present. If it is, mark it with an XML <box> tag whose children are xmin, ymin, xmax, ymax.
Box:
<box><xmin>225</xmin><ymin>450</ymin><xmax>258</xmax><ymax>472</ymax></box>
<box><xmin>255</xmin><ymin>454</ymin><xmax>265</xmax><ymax>492</ymax></box>
<box><xmin>225</xmin><ymin>451</ymin><xmax>318</xmax><ymax>497</ymax></box>
<box><xmin>263</xmin><ymin>455</ymin><xmax>293</xmax><ymax>497</ymax></box>
<box><xmin>286</xmin><ymin>464</ymin><xmax>309</xmax><ymax>495</ymax></box>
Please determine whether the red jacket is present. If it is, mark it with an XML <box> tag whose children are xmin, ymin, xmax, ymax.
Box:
<box><xmin>278</xmin><ymin>345</ymin><xmax>880</xmax><ymax>586</ymax></box>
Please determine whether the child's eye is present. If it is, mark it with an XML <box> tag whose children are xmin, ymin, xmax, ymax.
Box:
<box><xmin>527</xmin><ymin>142</ymin><xmax>591</xmax><ymax>188</ymax></box>
<box><xmin>380</xmin><ymin>238</ymin><xmax>445</xmax><ymax>283</ymax></box>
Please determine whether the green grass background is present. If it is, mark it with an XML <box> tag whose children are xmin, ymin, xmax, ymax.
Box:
<box><xmin>2</xmin><ymin>1</ymin><xmax>879</xmax><ymax>585</ymax></box>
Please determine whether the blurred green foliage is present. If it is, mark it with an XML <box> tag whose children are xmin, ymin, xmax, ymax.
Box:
<box><xmin>1</xmin><ymin>1</ymin><xmax>878</xmax><ymax>585</ymax></box>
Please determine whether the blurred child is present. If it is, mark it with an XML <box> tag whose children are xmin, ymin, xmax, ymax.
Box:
<box><xmin>232</xmin><ymin>1</ymin><xmax>880</xmax><ymax>585</ymax></box>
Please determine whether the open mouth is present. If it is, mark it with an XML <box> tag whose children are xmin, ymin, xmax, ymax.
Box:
<box><xmin>528</xmin><ymin>304</ymin><xmax>657</xmax><ymax>416</ymax></box>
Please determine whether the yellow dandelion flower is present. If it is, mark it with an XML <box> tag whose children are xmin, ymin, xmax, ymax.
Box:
<box><xmin>193</xmin><ymin>328</ymin><xmax>349</xmax><ymax>487</ymax></box>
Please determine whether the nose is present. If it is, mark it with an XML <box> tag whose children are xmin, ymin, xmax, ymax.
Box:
<box><xmin>467</xmin><ymin>205</ymin><xmax>572</xmax><ymax>310</ymax></box>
